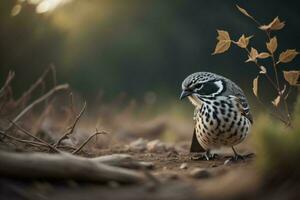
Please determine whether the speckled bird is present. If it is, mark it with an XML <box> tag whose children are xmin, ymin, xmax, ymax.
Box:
<box><xmin>180</xmin><ymin>72</ymin><xmax>253</xmax><ymax>160</ymax></box>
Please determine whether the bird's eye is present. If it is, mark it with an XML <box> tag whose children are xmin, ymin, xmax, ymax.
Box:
<box><xmin>193</xmin><ymin>83</ymin><xmax>203</xmax><ymax>89</ymax></box>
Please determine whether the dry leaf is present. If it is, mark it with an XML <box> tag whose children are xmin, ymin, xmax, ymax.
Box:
<box><xmin>272</xmin><ymin>95</ymin><xmax>281</xmax><ymax>107</ymax></box>
<box><xmin>246</xmin><ymin>47</ymin><xmax>259</xmax><ymax>63</ymax></box>
<box><xmin>236</xmin><ymin>34</ymin><xmax>253</xmax><ymax>48</ymax></box>
<box><xmin>266</xmin><ymin>37</ymin><xmax>277</xmax><ymax>54</ymax></box>
<box><xmin>259</xmin><ymin>66</ymin><xmax>267</xmax><ymax>74</ymax></box>
<box><xmin>252</xmin><ymin>76</ymin><xmax>259</xmax><ymax>97</ymax></box>
<box><xmin>283</xmin><ymin>70</ymin><xmax>300</xmax><ymax>86</ymax></box>
<box><xmin>277</xmin><ymin>49</ymin><xmax>299</xmax><ymax>64</ymax></box>
<box><xmin>216</xmin><ymin>30</ymin><xmax>230</xmax><ymax>41</ymax></box>
<box><xmin>236</xmin><ymin>5</ymin><xmax>253</xmax><ymax>19</ymax></box>
<box><xmin>257</xmin><ymin>52</ymin><xmax>271</xmax><ymax>59</ymax></box>
<box><xmin>212</xmin><ymin>30</ymin><xmax>231</xmax><ymax>55</ymax></box>
<box><xmin>11</xmin><ymin>4</ymin><xmax>22</xmax><ymax>16</ymax></box>
<box><xmin>260</xmin><ymin>17</ymin><xmax>285</xmax><ymax>31</ymax></box>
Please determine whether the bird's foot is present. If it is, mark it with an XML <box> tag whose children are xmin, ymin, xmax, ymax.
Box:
<box><xmin>191</xmin><ymin>151</ymin><xmax>219</xmax><ymax>161</ymax></box>
<box><xmin>224</xmin><ymin>153</ymin><xmax>255</xmax><ymax>164</ymax></box>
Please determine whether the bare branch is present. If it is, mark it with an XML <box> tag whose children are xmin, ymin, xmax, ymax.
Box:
<box><xmin>55</xmin><ymin>101</ymin><xmax>87</xmax><ymax>147</ymax></box>
<box><xmin>5</xmin><ymin>84</ymin><xmax>69</xmax><ymax>132</ymax></box>
<box><xmin>0</xmin><ymin>70</ymin><xmax>15</xmax><ymax>98</ymax></box>
<box><xmin>16</xmin><ymin>67</ymin><xmax>53</xmax><ymax>106</ymax></box>
<box><xmin>9</xmin><ymin>121</ymin><xmax>60</xmax><ymax>153</ymax></box>
<box><xmin>0</xmin><ymin>151</ymin><xmax>146</xmax><ymax>184</ymax></box>
<box><xmin>72</xmin><ymin>129</ymin><xmax>107</xmax><ymax>154</ymax></box>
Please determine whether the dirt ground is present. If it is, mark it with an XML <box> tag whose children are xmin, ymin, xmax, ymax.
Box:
<box><xmin>0</xmin><ymin>140</ymin><xmax>263</xmax><ymax>200</ymax></box>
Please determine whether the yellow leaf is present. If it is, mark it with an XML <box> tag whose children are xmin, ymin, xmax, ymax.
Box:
<box><xmin>272</xmin><ymin>95</ymin><xmax>281</xmax><ymax>107</ymax></box>
<box><xmin>283</xmin><ymin>70</ymin><xmax>300</xmax><ymax>86</ymax></box>
<box><xmin>236</xmin><ymin>34</ymin><xmax>253</xmax><ymax>48</ymax></box>
<box><xmin>212</xmin><ymin>30</ymin><xmax>231</xmax><ymax>55</ymax></box>
<box><xmin>246</xmin><ymin>47</ymin><xmax>259</xmax><ymax>62</ymax></box>
<box><xmin>216</xmin><ymin>30</ymin><xmax>230</xmax><ymax>41</ymax></box>
<box><xmin>259</xmin><ymin>66</ymin><xmax>267</xmax><ymax>74</ymax></box>
<box><xmin>212</xmin><ymin>40</ymin><xmax>231</xmax><ymax>55</ymax></box>
<box><xmin>259</xmin><ymin>17</ymin><xmax>285</xmax><ymax>31</ymax></box>
<box><xmin>11</xmin><ymin>4</ymin><xmax>22</xmax><ymax>16</ymax></box>
<box><xmin>236</xmin><ymin>5</ymin><xmax>253</xmax><ymax>19</ymax></box>
<box><xmin>257</xmin><ymin>52</ymin><xmax>271</xmax><ymax>59</ymax></box>
<box><xmin>277</xmin><ymin>49</ymin><xmax>299</xmax><ymax>64</ymax></box>
<box><xmin>252</xmin><ymin>76</ymin><xmax>259</xmax><ymax>97</ymax></box>
<box><xmin>266</xmin><ymin>37</ymin><xmax>277</xmax><ymax>54</ymax></box>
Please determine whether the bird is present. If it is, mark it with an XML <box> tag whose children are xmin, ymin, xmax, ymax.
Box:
<box><xmin>180</xmin><ymin>72</ymin><xmax>253</xmax><ymax>161</ymax></box>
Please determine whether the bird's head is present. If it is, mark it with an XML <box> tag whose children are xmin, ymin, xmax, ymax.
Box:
<box><xmin>180</xmin><ymin>72</ymin><xmax>226</xmax><ymax>106</ymax></box>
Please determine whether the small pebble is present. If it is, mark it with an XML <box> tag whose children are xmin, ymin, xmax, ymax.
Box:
<box><xmin>224</xmin><ymin>159</ymin><xmax>232</xmax><ymax>165</ymax></box>
<box><xmin>179</xmin><ymin>163</ymin><xmax>188</xmax><ymax>170</ymax></box>
<box><xmin>189</xmin><ymin>168</ymin><xmax>211</xmax><ymax>179</ymax></box>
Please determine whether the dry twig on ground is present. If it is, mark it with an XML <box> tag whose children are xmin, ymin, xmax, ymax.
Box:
<box><xmin>55</xmin><ymin>101</ymin><xmax>86</xmax><ymax>147</ymax></box>
<box><xmin>0</xmin><ymin>151</ymin><xmax>147</xmax><ymax>184</ymax></box>
<box><xmin>5</xmin><ymin>84</ymin><xmax>69</xmax><ymax>132</ymax></box>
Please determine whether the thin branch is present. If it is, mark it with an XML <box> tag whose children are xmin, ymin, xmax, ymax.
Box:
<box><xmin>72</xmin><ymin>129</ymin><xmax>107</xmax><ymax>154</ymax></box>
<box><xmin>9</xmin><ymin>121</ymin><xmax>60</xmax><ymax>153</ymax></box>
<box><xmin>0</xmin><ymin>71</ymin><xmax>15</xmax><ymax>97</ymax></box>
<box><xmin>5</xmin><ymin>84</ymin><xmax>69</xmax><ymax>132</ymax></box>
<box><xmin>16</xmin><ymin>67</ymin><xmax>52</xmax><ymax>106</ymax></box>
<box><xmin>0</xmin><ymin>130</ymin><xmax>49</xmax><ymax>148</ymax></box>
<box><xmin>55</xmin><ymin>101</ymin><xmax>87</xmax><ymax>147</ymax></box>
<box><xmin>49</xmin><ymin>64</ymin><xmax>57</xmax><ymax>87</ymax></box>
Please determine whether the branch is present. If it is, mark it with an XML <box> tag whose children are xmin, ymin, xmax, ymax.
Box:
<box><xmin>0</xmin><ymin>130</ymin><xmax>49</xmax><ymax>148</ymax></box>
<box><xmin>15</xmin><ymin>67</ymin><xmax>53</xmax><ymax>106</ymax></box>
<box><xmin>5</xmin><ymin>84</ymin><xmax>69</xmax><ymax>132</ymax></box>
<box><xmin>9</xmin><ymin>121</ymin><xmax>60</xmax><ymax>153</ymax></box>
<box><xmin>0</xmin><ymin>70</ymin><xmax>15</xmax><ymax>98</ymax></box>
<box><xmin>72</xmin><ymin>129</ymin><xmax>107</xmax><ymax>154</ymax></box>
<box><xmin>55</xmin><ymin>101</ymin><xmax>86</xmax><ymax>147</ymax></box>
<box><xmin>0</xmin><ymin>151</ymin><xmax>146</xmax><ymax>184</ymax></box>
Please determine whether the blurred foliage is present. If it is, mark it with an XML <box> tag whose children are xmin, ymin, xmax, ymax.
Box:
<box><xmin>254</xmin><ymin>95</ymin><xmax>300</xmax><ymax>184</ymax></box>
<box><xmin>0</xmin><ymin>0</ymin><xmax>299</xmax><ymax>104</ymax></box>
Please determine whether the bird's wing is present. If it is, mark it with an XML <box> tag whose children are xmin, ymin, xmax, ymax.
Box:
<box><xmin>230</xmin><ymin>95</ymin><xmax>253</xmax><ymax>124</ymax></box>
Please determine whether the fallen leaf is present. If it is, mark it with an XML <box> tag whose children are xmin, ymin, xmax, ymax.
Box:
<box><xmin>252</xmin><ymin>76</ymin><xmax>259</xmax><ymax>97</ymax></box>
<box><xmin>259</xmin><ymin>66</ymin><xmax>267</xmax><ymax>74</ymax></box>
<box><xmin>257</xmin><ymin>52</ymin><xmax>271</xmax><ymax>59</ymax></box>
<box><xmin>260</xmin><ymin>17</ymin><xmax>285</xmax><ymax>31</ymax></box>
<box><xmin>212</xmin><ymin>30</ymin><xmax>231</xmax><ymax>55</ymax></box>
<box><xmin>266</xmin><ymin>37</ymin><xmax>277</xmax><ymax>54</ymax></box>
<box><xmin>272</xmin><ymin>95</ymin><xmax>281</xmax><ymax>107</ymax></box>
<box><xmin>283</xmin><ymin>70</ymin><xmax>300</xmax><ymax>86</ymax></box>
<box><xmin>236</xmin><ymin>34</ymin><xmax>253</xmax><ymax>48</ymax></box>
<box><xmin>277</xmin><ymin>49</ymin><xmax>299</xmax><ymax>64</ymax></box>
<box><xmin>236</xmin><ymin>5</ymin><xmax>253</xmax><ymax>19</ymax></box>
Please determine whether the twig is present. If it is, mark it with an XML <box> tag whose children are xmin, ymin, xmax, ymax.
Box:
<box><xmin>55</xmin><ymin>101</ymin><xmax>87</xmax><ymax>147</ymax></box>
<box><xmin>0</xmin><ymin>71</ymin><xmax>15</xmax><ymax>98</ymax></box>
<box><xmin>9</xmin><ymin>121</ymin><xmax>60</xmax><ymax>153</ymax></box>
<box><xmin>0</xmin><ymin>130</ymin><xmax>49</xmax><ymax>148</ymax></box>
<box><xmin>5</xmin><ymin>84</ymin><xmax>69</xmax><ymax>132</ymax></box>
<box><xmin>0</xmin><ymin>151</ymin><xmax>146</xmax><ymax>184</ymax></box>
<box><xmin>72</xmin><ymin>129</ymin><xmax>107</xmax><ymax>154</ymax></box>
<box><xmin>50</xmin><ymin>64</ymin><xmax>57</xmax><ymax>87</ymax></box>
<box><xmin>15</xmin><ymin>67</ymin><xmax>53</xmax><ymax>106</ymax></box>
<box><xmin>0</xmin><ymin>71</ymin><xmax>15</xmax><ymax>96</ymax></box>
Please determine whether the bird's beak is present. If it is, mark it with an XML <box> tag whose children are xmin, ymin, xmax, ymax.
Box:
<box><xmin>180</xmin><ymin>90</ymin><xmax>192</xmax><ymax>100</ymax></box>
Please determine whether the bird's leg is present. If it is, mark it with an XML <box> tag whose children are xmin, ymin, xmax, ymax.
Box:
<box><xmin>191</xmin><ymin>149</ymin><xmax>219</xmax><ymax>161</ymax></box>
<box><xmin>231</xmin><ymin>146</ymin><xmax>245</xmax><ymax>161</ymax></box>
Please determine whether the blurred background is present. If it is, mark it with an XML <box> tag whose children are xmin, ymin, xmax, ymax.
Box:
<box><xmin>1</xmin><ymin>0</ymin><xmax>299</xmax><ymax>103</ymax></box>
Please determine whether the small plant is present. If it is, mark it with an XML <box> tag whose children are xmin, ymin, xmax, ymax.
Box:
<box><xmin>212</xmin><ymin>5</ymin><xmax>300</xmax><ymax>127</ymax></box>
